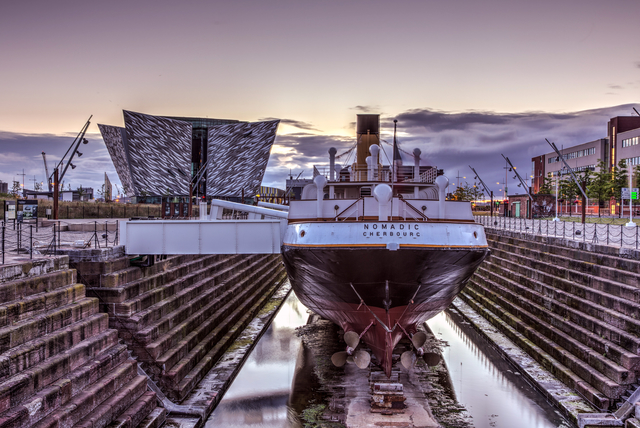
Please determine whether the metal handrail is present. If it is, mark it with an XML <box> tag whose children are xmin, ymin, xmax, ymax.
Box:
<box><xmin>398</xmin><ymin>195</ymin><xmax>428</xmax><ymax>221</ymax></box>
<box><xmin>336</xmin><ymin>197</ymin><xmax>363</xmax><ymax>221</ymax></box>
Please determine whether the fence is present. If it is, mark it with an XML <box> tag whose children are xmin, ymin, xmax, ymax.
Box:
<box><xmin>475</xmin><ymin>215</ymin><xmax>640</xmax><ymax>250</ymax></box>
<box><xmin>0</xmin><ymin>200</ymin><xmax>167</xmax><ymax>220</ymax></box>
<box><xmin>0</xmin><ymin>220</ymin><xmax>120</xmax><ymax>264</ymax></box>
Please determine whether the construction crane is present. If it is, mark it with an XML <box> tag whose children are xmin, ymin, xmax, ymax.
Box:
<box><xmin>42</xmin><ymin>152</ymin><xmax>52</xmax><ymax>191</ymax></box>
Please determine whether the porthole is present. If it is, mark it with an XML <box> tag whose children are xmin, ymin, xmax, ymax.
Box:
<box><xmin>300</xmin><ymin>230</ymin><xmax>306</xmax><ymax>238</ymax></box>
<box><xmin>473</xmin><ymin>231</ymin><xmax>478</xmax><ymax>239</ymax></box>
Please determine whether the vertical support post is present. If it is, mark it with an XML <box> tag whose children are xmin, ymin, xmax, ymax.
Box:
<box><xmin>581</xmin><ymin>180</ymin><xmax>586</xmax><ymax>224</ymax></box>
<box><xmin>30</xmin><ymin>225</ymin><xmax>32</xmax><ymax>259</ymax></box>
<box><xmin>105</xmin><ymin>221</ymin><xmax>108</xmax><ymax>247</ymax></box>
<box><xmin>58</xmin><ymin>221</ymin><xmax>61</xmax><ymax>249</ymax></box>
<box><xmin>94</xmin><ymin>221</ymin><xmax>97</xmax><ymax>249</ymax></box>
<box><xmin>53</xmin><ymin>168</ymin><xmax>59</xmax><ymax>220</ymax></box>
<box><xmin>2</xmin><ymin>224</ymin><xmax>4</xmax><ymax>264</ymax></box>
<box><xmin>188</xmin><ymin>183</ymin><xmax>193</xmax><ymax>218</ymax></box>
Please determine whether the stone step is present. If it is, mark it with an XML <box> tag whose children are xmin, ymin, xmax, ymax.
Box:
<box><xmin>485</xmin><ymin>231</ymin><xmax>640</xmax><ymax>281</ymax></box>
<box><xmin>471</xmin><ymin>268</ymin><xmax>635</xmax><ymax>384</ymax></box>
<box><xmin>0</xmin><ymin>327</ymin><xmax>118</xmax><ymax>415</ymax></box>
<box><xmin>72</xmin><ymin>257</ymin><xmax>132</xmax><ymax>288</ymax></box>
<box><xmin>100</xmin><ymin>267</ymin><xmax>143</xmax><ymax>288</ymax></box>
<box><xmin>488</xmin><ymin>243</ymin><xmax>640</xmax><ymax>303</ymax></box>
<box><xmin>487</xmin><ymin>236</ymin><xmax>640</xmax><ymax>291</ymax></box>
<box><xmin>0</xmin><ymin>312</ymin><xmax>109</xmax><ymax>381</ymax></box>
<box><xmin>484</xmin><ymin>254</ymin><xmax>640</xmax><ymax>341</ymax></box>
<box><xmin>104</xmin><ymin>391</ymin><xmax>158</xmax><ymax>428</ymax></box>
<box><xmin>133</xmin><ymin>255</ymin><xmax>273</xmax><ymax>349</ymax></box>
<box><xmin>134</xmin><ymin>407</ymin><xmax>167</xmax><ymax>428</ymax></box>
<box><xmin>168</xmin><ymin>264</ymin><xmax>286</xmax><ymax>401</ymax></box>
<box><xmin>0</xmin><ymin>269</ymin><xmax>76</xmax><ymax>304</ymax></box>
<box><xmin>73</xmin><ymin>375</ymin><xmax>148</xmax><ymax>428</ymax></box>
<box><xmin>89</xmin><ymin>254</ymin><xmax>233</xmax><ymax>307</ymax></box>
<box><xmin>125</xmin><ymin>255</ymin><xmax>265</xmax><ymax>332</ymax></box>
<box><xmin>160</xmin><ymin>260</ymin><xmax>283</xmax><ymax>382</ymax></box>
<box><xmin>459</xmin><ymin>290</ymin><xmax>611</xmax><ymax>410</ymax></box>
<box><xmin>475</xmin><ymin>263</ymin><xmax>640</xmax><ymax>366</ymax></box>
<box><xmin>113</xmin><ymin>254</ymin><xmax>248</xmax><ymax>322</ymax></box>
<box><xmin>140</xmin><ymin>256</ymin><xmax>279</xmax><ymax>362</ymax></box>
<box><xmin>0</xmin><ymin>298</ymin><xmax>99</xmax><ymax>353</ymax></box>
<box><xmin>0</xmin><ymin>257</ymin><xmax>69</xmax><ymax>286</ymax></box>
<box><xmin>0</xmin><ymin>342</ymin><xmax>128</xmax><ymax>427</ymax></box>
<box><xmin>32</xmin><ymin>359</ymin><xmax>138</xmax><ymax>428</ymax></box>
<box><xmin>463</xmin><ymin>284</ymin><xmax>625</xmax><ymax>400</ymax></box>
<box><xmin>0</xmin><ymin>283</ymin><xmax>86</xmax><ymax>328</ymax></box>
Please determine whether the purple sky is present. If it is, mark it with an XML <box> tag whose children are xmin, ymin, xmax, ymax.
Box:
<box><xmin>1</xmin><ymin>0</ymin><xmax>639</xmax><ymax>196</ymax></box>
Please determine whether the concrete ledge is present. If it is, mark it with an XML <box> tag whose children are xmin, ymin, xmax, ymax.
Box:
<box><xmin>450</xmin><ymin>297</ymin><xmax>596</xmax><ymax>425</ymax></box>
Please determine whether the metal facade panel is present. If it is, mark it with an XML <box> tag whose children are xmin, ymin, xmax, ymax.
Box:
<box><xmin>123</xmin><ymin>110</ymin><xmax>192</xmax><ymax>196</ymax></box>
<box><xmin>98</xmin><ymin>124</ymin><xmax>136</xmax><ymax>195</ymax></box>
<box><xmin>206</xmin><ymin>120</ymin><xmax>279</xmax><ymax>198</ymax></box>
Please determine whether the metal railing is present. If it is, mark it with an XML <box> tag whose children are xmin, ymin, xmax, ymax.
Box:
<box><xmin>474</xmin><ymin>216</ymin><xmax>640</xmax><ymax>250</ymax></box>
<box><xmin>1</xmin><ymin>220</ymin><xmax>121</xmax><ymax>264</ymax></box>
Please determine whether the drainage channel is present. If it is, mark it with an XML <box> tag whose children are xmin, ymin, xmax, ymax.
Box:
<box><xmin>206</xmin><ymin>292</ymin><xmax>573</xmax><ymax>427</ymax></box>
<box><xmin>427</xmin><ymin>310</ymin><xmax>572</xmax><ymax>428</ymax></box>
<box><xmin>206</xmin><ymin>291</ymin><xmax>310</xmax><ymax>427</ymax></box>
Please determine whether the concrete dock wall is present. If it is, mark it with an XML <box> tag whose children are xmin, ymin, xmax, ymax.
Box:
<box><xmin>462</xmin><ymin>228</ymin><xmax>640</xmax><ymax>412</ymax></box>
<box><xmin>73</xmin><ymin>250</ymin><xmax>287</xmax><ymax>407</ymax></box>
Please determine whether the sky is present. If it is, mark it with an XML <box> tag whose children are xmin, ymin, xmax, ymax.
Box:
<box><xmin>1</xmin><ymin>0</ymin><xmax>639</xmax><ymax>197</ymax></box>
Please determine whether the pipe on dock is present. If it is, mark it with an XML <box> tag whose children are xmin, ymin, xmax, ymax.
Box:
<box><xmin>209</xmin><ymin>199</ymin><xmax>289</xmax><ymax>220</ymax></box>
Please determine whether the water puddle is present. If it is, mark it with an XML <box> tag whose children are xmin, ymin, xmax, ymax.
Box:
<box><xmin>206</xmin><ymin>292</ymin><xmax>310</xmax><ymax>427</ymax></box>
<box><xmin>427</xmin><ymin>310</ymin><xmax>571</xmax><ymax>428</ymax></box>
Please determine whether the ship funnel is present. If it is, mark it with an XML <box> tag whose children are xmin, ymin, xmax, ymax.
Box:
<box><xmin>355</xmin><ymin>115</ymin><xmax>380</xmax><ymax>180</ymax></box>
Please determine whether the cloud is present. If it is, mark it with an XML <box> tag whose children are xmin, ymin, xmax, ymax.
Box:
<box><xmin>260</xmin><ymin>117</ymin><xmax>320</xmax><ymax>132</ymax></box>
<box><xmin>609</xmin><ymin>84</ymin><xmax>623</xmax><ymax>90</ymax></box>
<box><xmin>261</xmin><ymin>104</ymin><xmax>640</xmax><ymax>195</ymax></box>
<box><xmin>0</xmin><ymin>131</ymin><xmax>117</xmax><ymax>193</ymax></box>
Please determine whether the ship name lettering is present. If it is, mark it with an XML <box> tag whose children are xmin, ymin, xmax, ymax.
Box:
<box><xmin>417</xmin><ymin>232</ymin><xmax>420</xmax><ymax>237</ymax></box>
<box><xmin>364</xmin><ymin>224</ymin><xmax>369</xmax><ymax>230</ymax></box>
<box><xmin>373</xmin><ymin>224</ymin><xmax>377</xmax><ymax>230</ymax></box>
<box><xmin>377</xmin><ymin>232</ymin><xmax>380</xmax><ymax>236</ymax></box>
<box><xmin>382</xmin><ymin>224</ymin><xmax>387</xmax><ymax>230</ymax></box>
<box><xmin>390</xmin><ymin>224</ymin><xmax>395</xmax><ymax>230</ymax></box>
<box><xmin>410</xmin><ymin>232</ymin><xmax>414</xmax><ymax>236</ymax></box>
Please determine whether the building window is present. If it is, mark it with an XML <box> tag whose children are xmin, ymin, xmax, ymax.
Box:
<box><xmin>622</xmin><ymin>137</ymin><xmax>639</xmax><ymax>148</ymax></box>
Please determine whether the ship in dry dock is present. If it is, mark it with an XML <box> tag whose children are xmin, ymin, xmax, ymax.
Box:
<box><xmin>281</xmin><ymin>114</ymin><xmax>489</xmax><ymax>377</ymax></box>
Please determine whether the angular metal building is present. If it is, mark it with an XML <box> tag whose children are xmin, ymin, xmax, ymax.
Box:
<box><xmin>98</xmin><ymin>110</ymin><xmax>279</xmax><ymax>201</ymax></box>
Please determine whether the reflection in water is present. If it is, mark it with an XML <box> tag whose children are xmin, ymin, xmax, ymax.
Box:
<box><xmin>427</xmin><ymin>311</ymin><xmax>569</xmax><ymax>428</ymax></box>
<box><xmin>206</xmin><ymin>291</ymin><xmax>309</xmax><ymax>428</ymax></box>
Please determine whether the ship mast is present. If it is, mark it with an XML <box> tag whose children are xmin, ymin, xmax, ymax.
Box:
<box><xmin>391</xmin><ymin>119</ymin><xmax>397</xmax><ymax>215</ymax></box>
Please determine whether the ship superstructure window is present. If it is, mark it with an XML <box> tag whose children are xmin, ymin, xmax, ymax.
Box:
<box><xmin>622</xmin><ymin>137</ymin><xmax>640</xmax><ymax>148</ymax></box>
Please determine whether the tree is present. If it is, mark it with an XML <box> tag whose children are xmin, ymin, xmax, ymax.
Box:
<box><xmin>11</xmin><ymin>181</ymin><xmax>21</xmax><ymax>198</ymax></box>
<box><xmin>612</xmin><ymin>160</ymin><xmax>628</xmax><ymax>218</ymax></box>
<box><xmin>537</xmin><ymin>176</ymin><xmax>554</xmax><ymax>194</ymax></box>
<box><xmin>559</xmin><ymin>176</ymin><xmax>578</xmax><ymax>216</ymax></box>
<box><xmin>587</xmin><ymin>159</ymin><xmax>612</xmax><ymax>218</ymax></box>
<box><xmin>452</xmin><ymin>182</ymin><xmax>484</xmax><ymax>202</ymax></box>
<box><xmin>77</xmin><ymin>186</ymin><xmax>86</xmax><ymax>201</ymax></box>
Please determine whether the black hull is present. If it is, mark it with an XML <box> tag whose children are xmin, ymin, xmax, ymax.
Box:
<box><xmin>282</xmin><ymin>245</ymin><xmax>489</xmax><ymax>375</ymax></box>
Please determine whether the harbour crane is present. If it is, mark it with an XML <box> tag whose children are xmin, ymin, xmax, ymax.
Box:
<box><xmin>42</xmin><ymin>152</ymin><xmax>52</xmax><ymax>191</ymax></box>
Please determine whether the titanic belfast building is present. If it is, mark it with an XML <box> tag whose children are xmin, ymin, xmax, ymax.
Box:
<box><xmin>98</xmin><ymin>110</ymin><xmax>279</xmax><ymax>202</ymax></box>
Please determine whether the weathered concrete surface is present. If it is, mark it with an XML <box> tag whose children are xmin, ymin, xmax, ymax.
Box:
<box><xmin>451</xmin><ymin>297</ymin><xmax>596</xmax><ymax>425</ymax></box>
<box><xmin>294</xmin><ymin>314</ymin><xmax>471</xmax><ymax>428</ymax></box>
<box><xmin>165</xmin><ymin>280</ymin><xmax>292</xmax><ymax>428</ymax></box>
<box><xmin>0</xmin><ymin>255</ymin><xmax>153</xmax><ymax>428</ymax></box>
